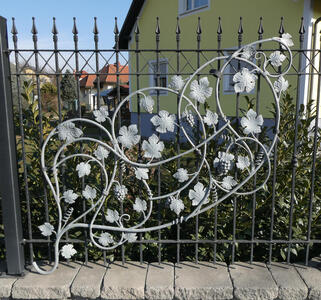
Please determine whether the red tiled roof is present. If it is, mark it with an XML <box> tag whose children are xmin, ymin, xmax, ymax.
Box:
<box><xmin>74</xmin><ymin>70</ymin><xmax>88</xmax><ymax>80</ymax></box>
<box><xmin>78</xmin><ymin>64</ymin><xmax>129</xmax><ymax>88</ymax></box>
<box><xmin>79</xmin><ymin>74</ymin><xmax>96</xmax><ymax>88</ymax></box>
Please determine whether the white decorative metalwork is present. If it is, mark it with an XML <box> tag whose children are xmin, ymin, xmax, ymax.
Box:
<box><xmin>34</xmin><ymin>35</ymin><xmax>293</xmax><ymax>274</ymax></box>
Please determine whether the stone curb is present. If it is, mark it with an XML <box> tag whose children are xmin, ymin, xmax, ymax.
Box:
<box><xmin>0</xmin><ymin>260</ymin><xmax>321</xmax><ymax>299</ymax></box>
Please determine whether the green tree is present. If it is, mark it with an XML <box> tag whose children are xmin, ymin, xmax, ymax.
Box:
<box><xmin>40</xmin><ymin>82</ymin><xmax>57</xmax><ymax>112</ymax></box>
<box><xmin>60</xmin><ymin>69</ymin><xmax>77</xmax><ymax>108</ymax></box>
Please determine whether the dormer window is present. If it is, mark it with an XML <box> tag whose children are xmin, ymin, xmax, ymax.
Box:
<box><xmin>179</xmin><ymin>0</ymin><xmax>209</xmax><ymax>16</ymax></box>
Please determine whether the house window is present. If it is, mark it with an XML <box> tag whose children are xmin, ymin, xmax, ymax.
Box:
<box><xmin>186</xmin><ymin>0</ymin><xmax>208</xmax><ymax>10</ymax></box>
<box><xmin>179</xmin><ymin>0</ymin><xmax>209</xmax><ymax>15</ymax></box>
<box><xmin>149</xmin><ymin>60</ymin><xmax>168</xmax><ymax>95</ymax></box>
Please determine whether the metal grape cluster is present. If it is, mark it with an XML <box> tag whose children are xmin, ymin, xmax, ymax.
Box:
<box><xmin>35</xmin><ymin>35</ymin><xmax>293</xmax><ymax>274</ymax></box>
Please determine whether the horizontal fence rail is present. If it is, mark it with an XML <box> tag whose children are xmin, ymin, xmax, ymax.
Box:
<box><xmin>0</xmin><ymin>15</ymin><xmax>320</xmax><ymax>275</ymax></box>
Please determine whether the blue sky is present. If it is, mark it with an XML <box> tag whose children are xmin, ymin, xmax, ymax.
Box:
<box><xmin>1</xmin><ymin>0</ymin><xmax>133</xmax><ymax>50</ymax></box>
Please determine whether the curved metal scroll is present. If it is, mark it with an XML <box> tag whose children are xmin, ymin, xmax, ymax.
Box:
<box><xmin>34</xmin><ymin>35</ymin><xmax>293</xmax><ymax>274</ymax></box>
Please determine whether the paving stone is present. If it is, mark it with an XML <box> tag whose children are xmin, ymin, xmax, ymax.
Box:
<box><xmin>11</xmin><ymin>261</ymin><xmax>81</xmax><ymax>299</ymax></box>
<box><xmin>229</xmin><ymin>262</ymin><xmax>278</xmax><ymax>300</ymax></box>
<box><xmin>145</xmin><ymin>262</ymin><xmax>174</xmax><ymax>300</ymax></box>
<box><xmin>71</xmin><ymin>261</ymin><xmax>107</xmax><ymax>299</ymax></box>
<box><xmin>101</xmin><ymin>261</ymin><xmax>147</xmax><ymax>300</ymax></box>
<box><xmin>175</xmin><ymin>261</ymin><xmax>233</xmax><ymax>300</ymax></box>
<box><xmin>268</xmin><ymin>262</ymin><xmax>308</xmax><ymax>300</ymax></box>
<box><xmin>295</xmin><ymin>261</ymin><xmax>321</xmax><ymax>300</ymax></box>
<box><xmin>0</xmin><ymin>276</ymin><xmax>17</xmax><ymax>298</ymax></box>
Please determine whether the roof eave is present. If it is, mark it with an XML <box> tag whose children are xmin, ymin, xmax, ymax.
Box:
<box><xmin>119</xmin><ymin>0</ymin><xmax>145</xmax><ymax>49</ymax></box>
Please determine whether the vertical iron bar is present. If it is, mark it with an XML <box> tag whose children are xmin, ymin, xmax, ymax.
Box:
<box><xmin>31</xmin><ymin>17</ymin><xmax>50</xmax><ymax>261</ymax></box>
<box><xmin>93</xmin><ymin>17</ymin><xmax>100</xmax><ymax>109</ymax></box>
<box><xmin>0</xmin><ymin>16</ymin><xmax>25</xmax><ymax>275</ymax></box>
<box><xmin>287</xmin><ymin>17</ymin><xmax>304</xmax><ymax>264</ymax></box>
<box><xmin>195</xmin><ymin>16</ymin><xmax>202</xmax><ymax>264</ymax></box>
<box><xmin>176</xmin><ymin>16</ymin><xmax>181</xmax><ymax>264</ymax></box>
<box><xmin>250</xmin><ymin>17</ymin><xmax>263</xmax><ymax>264</ymax></box>
<box><xmin>114</xmin><ymin>17</ymin><xmax>125</xmax><ymax>264</ymax></box>
<box><xmin>72</xmin><ymin>17</ymin><xmax>88</xmax><ymax>265</ymax></box>
<box><xmin>232</xmin><ymin>17</ymin><xmax>243</xmax><ymax>264</ymax></box>
<box><xmin>268</xmin><ymin>19</ymin><xmax>284</xmax><ymax>263</ymax></box>
<box><xmin>214</xmin><ymin>16</ymin><xmax>222</xmax><ymax>264</ymax></box>
<box><xmin>155</xmin><ymin>17</ymin><xmax>162</xmax><ymax>264</ymax></box>
<box><xmin>11</xmin><ymin>17</ymin><xmax>33</xmax><ymax>265</ymax></box>
<box><xmin>52</xmin><ymin>18</ymin><xmax>62</xmax><ymax>123</ymax></box>
<box><xmin>305</xmin><ymin>29</ymin><xmax>320</xmax><ymax>265</ymax></box>
<box><xmin>134</xmin><ymin>20</ymin><xmax>143</xmax><ymax>264</ymax></box>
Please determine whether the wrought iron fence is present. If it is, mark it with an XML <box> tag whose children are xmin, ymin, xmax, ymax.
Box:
<box><xmin>0</xmin><ymin>15</ymin><xmax>320</xmax><ymax>275</ymax></box>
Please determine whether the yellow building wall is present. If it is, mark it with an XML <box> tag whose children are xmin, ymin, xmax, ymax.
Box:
<box><xmin>128</xmin><ymin>0</ymin><xmax>310</xmax><ymax>117</ymax></box>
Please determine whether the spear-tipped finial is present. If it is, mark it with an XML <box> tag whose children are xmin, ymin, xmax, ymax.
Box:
<box><xmin>134</xmin><ymin>18</ymin><xmax>140</xmax><ymax>34</ymax></box>
<box><xmin>11</xmin><ymin>17</ymin><xmax>18</xmax><ymax>35</ymax></box>
<box><xmin>217</xmin><ymin>17</ymin><xmax>222</xmax><ymax>35</ymax></box>
<box><xmin>31</xmin><ymin>17</ymin><xmax>38</xmax><ymax>35</ymax></box>
<box><xmin>238</xmin><ymin>17</ymin><xmax>243</xmax><ymax>34</ymax></box>
<box><xmin>93</xmin><ymin>17</ymin><xmax>99</xmax><ymax>34</ymax></box>
<box><xmin>52</xmin><ymin>17</ymin><xmax>58</xmax><ymax>35</ymax></box>
<box><xmin>299</xmin><ymin>16</ymin><xmax>305</xmax><ymax>34</ymax></box>
<box><xmin>197</xmin><ymin>17</ymin><xmax>202</xmax><ymax>34</ymax></box>
<box><xmin>176</xmin><ymin>17</ymin><xmax>181</xmax><ymax>34</ymax></box>
<box><xmin>72</xmin><ymin>17</ymin><xmax>78</xmax><ymax>35</ymax></box>
<box><xmin>258</xmin><ymin>17</ymin><xmax>264</xmax><ymax>35</ymax></box>
<box><xmin>114</xmin><ymin>17</ymin><xmax>119</xmax><ymax>35</ymax></box>
<box><xmin>155</xmin><ymin>17</ymin><xmax>160</xmax><ymax>34</ymax></box>
<box><xmin>279</xmin><ymin>17</ymin><xmax>285</xmax><ymax>35</ymax></box>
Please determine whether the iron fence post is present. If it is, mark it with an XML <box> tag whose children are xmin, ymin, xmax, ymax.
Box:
<box><xmin>0</xmin><ymin>16</ymin><xmax>25</xmax><ymax>275</ymax></box>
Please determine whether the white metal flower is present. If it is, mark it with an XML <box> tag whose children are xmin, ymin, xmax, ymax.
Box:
<box><xmin>94</xmin><ymin>145</ymin><xmax>109</xmax><ymax>161</ymax></box>
<box><xmin>117</xmin><ymin>125</ymin><xmax>140</xmax><ymax>149</ymax></box>
<box><xmin>203</xmin><ymin>109</ymin><xmax>218</xmax><ymax>127</ymax></box>
<box><xmin>133</xmin><ymin>198</ymin><xmax>147</xmax><ymax>213</ymax></box>
<box><xmin>114</xmin><ymin>184</ymin><xmax>128</xmax><ymax>202</ymax></box>
<box><xmin>182</xmin><ymin>110</ymin><xmax>195</xmax><ymax>127</ymax></box>
<box><xmin>99</xmin><ymin>232</ymin><xmax>114</xmax><ymax>246</ymax></box>
<box><xmin>76</xmin><ymin>162</ymin><xmax>91</xmax><ymax>178</ymax></box>
<box><xmin>142</xmin><ymin>134</ymin><xmax>164</xmax><ymax>159</ymax></box>
<box><xmin>93</xmin><ymin>106</ymin><xmax>109</xmax><ymax>123</ymax></box>
<box><xmin>189</xmin><ymin>77</ymin><xmax>213</xmax><ymax>104</ymax></box>
<box><xmin>61</xmin><ymin>244</ymin><xmax>77</xmax><ymax>259</ymax></box>
<box><xmin>214</xmin><ymin>151</ymin><xmax>235</xmax><ymax>167</ymax></box>
<box><xmin>280</xmin><ymin>33</ymin><xmax>294</xmax><ymax>50</ymax></box>
<box><xmin>169</xmin><ymin>196</ymin><xmax>184</xmax><ymax>215</ymax></box>
<box><xmin>82</xmin><ymin>185</ymin><xmax>96</xmax><ymax>200</ymax></box>
<box><xmin>151</xmin><ymin>110</ymin><xmax>176</xmax><ymax>133</ymax></box>
<box><xmin>124</xmin><ymin>233</ymin><xmax>137</xmax><ymax>243</ymax></box>
<box><xmin>236</xmin><ymin>156</ymin><xmax>250</xmax><ymax>170</ymax></box>
<box><xmin>269</xmin><ymin>51</ymin><xmax>286</xmax><ymax>67</ymax></box>
<box><xmin>169</xmin><ymin>75</ymin><xmax>185</xmax><ymax>91</ymax></box>
<box><xmin>241</xmin><ymin>109</ymin><xmax>263</xmax><ymax>135</ymax></box>
<box><xmin>106</xmin><ymin>209</ymin><xmax>119</xmax><ymax>223</ymax></box>
<box><xmin>241</xmin><ymin>46</ymin><xmax>256</xmax><ymax>60</ymax></box>
<box><xmin>135</xmin><ymin>168</ymin><xmax>149</xmax><ymax>180</ymax></box>
<box><xmin>233</xmin><ymin>68</ymin><xmax>257</xmax><ymax>93</ymax></box>
<box><xmin>274</xmin><ymin>76</ymin><xmax>289</xmax><ymax>94</ymax></box>
<box><xmin>173</xmin><ymin>168</ymin><xmax>189</xmax><ymax>183</ymax></box>
<box><xmin>38</xmin><ymin>222</ymin><xmax>54</xmax><ymax>237</ymax></box>
<box><xmin>222</xmin><ymin>176</ymin><xmax>238</xmax><ymax>190</ymax></box>
<box><xmin>189</xmin><ymin>182</ymin><xmax>209</xmax><ymax>206</ymax></box>
<box><xmin>140</xmin><ymin>95</ymin><xmax>154</xmax><ymax>113</ymax></box>
<box><xmin>63</xmin><ymin>189</ymin><xmax>78</xmax><ymax>204</ymax></box>
<box><xmin>57</xmin><ymin>122</ymin><xmax>82</xmax><ymax>143</ymax></box>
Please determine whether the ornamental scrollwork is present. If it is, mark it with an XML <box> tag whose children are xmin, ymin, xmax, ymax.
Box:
<box><xmin>34</xmin><ymin>34</ymin><xmax>293</xmax><ymax>274</ymax></box>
